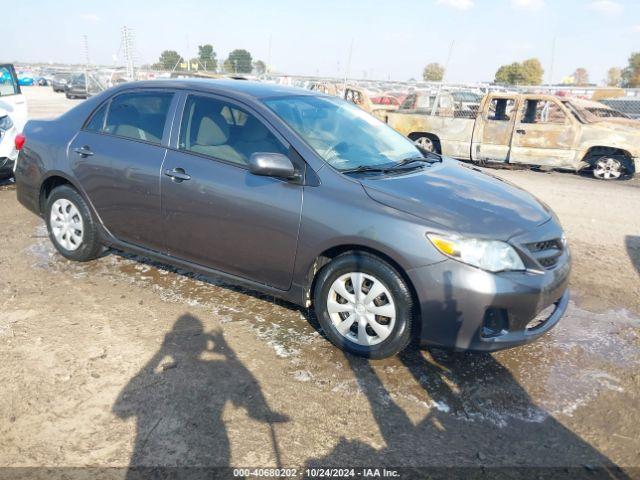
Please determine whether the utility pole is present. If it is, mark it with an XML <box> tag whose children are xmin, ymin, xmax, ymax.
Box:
<box><xmin>82</xmin><ymin>35</ymin><xmax>90</xmax><ymax>67</ymax></box>
<box><xmin>82</xmin><ymin>35</ymin><xmax>90</xmax><ymax>96</ymax></box>
<box><xmin>122</xmin><ymin>26</ymin><xmax>136</xmax><ymax>80</ymax></box>
<box><xmin>548</xmin><ymin>36</ymin><xmax>556</xmax><ymax>86</ymax></box>
<box><xmin>343</xmin><ymin>38</ymin><xmax>354</xmax><ymax>90</ymax></box>
<box><xmin>267</xmin><ymin>35</ymin><xmax>272</xmax><ymax>74</ymax></box>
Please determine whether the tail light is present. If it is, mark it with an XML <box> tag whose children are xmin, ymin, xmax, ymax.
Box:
<box><xmin>15</xmin><ymin>133</ymin><xmax>26</xmax><ymax>151</ymax></box>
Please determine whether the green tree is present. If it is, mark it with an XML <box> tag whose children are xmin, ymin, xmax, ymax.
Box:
<box><xmin>422</xmin><ymin>63</ymin><xmax>445</xmax><ymax>81</ymax></box>
<box><xmin>521</xmin><ymin>58</ymin><xmax>544</xmax><ymax>85</ymax></box>
<box><xmin>157</xmin><ymin>50</ymin><xmax>183</xmax><ymax>71</ymax></box>
<box><xmin>622</xmin><ymin>52</ymin><xmax>640</xmax><ymax>87</ymax></box>
<box><xmin>226</xmin><ymin>49</ymin><xmax>253</xmax><ymax>74</ymax></box>
<box><xmin>253</xmin><ymin>60</ymin><xmax>267</xmax><ymax>75</ymax></box>
<box><xmin>198</xmin><ymin>44</ymin><xmax>217</xmax><ymax>71</ymax></box>
<box><xmin>606</xmin><ymin>67</ymin><xmax>622</xmax><ymax>87</ymax></box>
<box><xmin>495</xmin><ymin>58</ymin><xmax>543</xmax><ymax>85</ymax></box>
<box><xmin>495</xmin><ymin>62</ymin><xmax>525</xmax><ymax>85</ymax></box>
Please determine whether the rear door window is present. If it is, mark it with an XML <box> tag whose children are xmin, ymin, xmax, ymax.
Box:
<box><xmin>103</xmin><ymin>91</ymin><xmax>174</xmax><ymax>144</ymax></box>
<box><xmin>85</xmin><ymin>102</ymin><xmax>109</xmax><ymax>132</ymax></box>
<box><xmin>487</xmin><ymin>98</ymin><xmax>516</xmax><ymax>121</ymax></box>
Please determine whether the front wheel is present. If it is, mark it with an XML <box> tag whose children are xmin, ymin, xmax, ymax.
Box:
<box><xmin>45</xmin><ymin>185</ymin><xmax>103</xmax><ymax>261</ymax></box>
<box><xmin>313</xmin><ymin>252</ymin><xmax>414</xmax><ymax>359</ymax></box>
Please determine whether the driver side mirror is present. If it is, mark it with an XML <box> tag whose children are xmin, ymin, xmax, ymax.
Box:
<box><xmin>249</xmin><ymin>153</ymin><xmax>297</xmax><ymax>180</ymax></box>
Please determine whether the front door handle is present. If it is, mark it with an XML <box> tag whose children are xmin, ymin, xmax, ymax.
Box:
<box><xmin>516</xmin><ymin>129</ymin><xmax>526</xmax><ymax>135</ymax></box>
<box><xmin>73</xmin><ymin>145</ymin><xmax>94</xmax><ymax>157</ymax></box>
<box><xmin>164</xmin><ymin>167</ymin><xmax>191</xmax><ymax>182</ymax></box>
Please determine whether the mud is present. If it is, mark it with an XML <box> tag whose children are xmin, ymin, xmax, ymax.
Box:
<box><xmin>0</xmin><ymin>88</ymin><xmax>639</xmax><ymax>475</ymax></box>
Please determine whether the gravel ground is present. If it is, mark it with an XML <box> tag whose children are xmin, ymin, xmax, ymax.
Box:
<box><xmin>0</xmin><ymin>87</ymin><xmax>639</xmax><ymax>478</ymax></box>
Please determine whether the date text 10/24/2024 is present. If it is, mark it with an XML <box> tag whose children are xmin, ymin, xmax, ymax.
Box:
<box><xmin>233</xmin><ymin>468</ymin><xmax>400</xmax><ymax>478</ymax></box>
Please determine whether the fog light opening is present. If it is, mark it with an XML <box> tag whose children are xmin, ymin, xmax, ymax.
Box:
<box><xmin>481</xmin><ymin>308</ymin><xmax>509</xmax><ymax>338</ymax></box>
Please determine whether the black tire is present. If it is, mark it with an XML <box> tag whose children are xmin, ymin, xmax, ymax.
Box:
<box><xmin>45</xmin><ymin>185</ymin><xmax>102</xmax><ymax>262</ymax></box>
<box><xmin>313</xmin><ymin>252</ymin><xmax>414</xmax><ymax>359</ymax></box>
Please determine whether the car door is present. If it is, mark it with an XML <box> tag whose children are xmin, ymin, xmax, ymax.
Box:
<box><xmin>509</xmin><ymin>96</ymin><xmax>578</xmax><ymax>167</ymax></box>
<box><xmin>471</xmin><ymin>94</ymin><xmax>518</xmax><ymax>163</ymax></box>
<box><xmin>0</xmin><ymin>64</ymin><xmax>28</xmax><ymax>131</ymax></box>
<box><xmin>161</xmin><ymin>93</ymin><xmax>303</xmax><ymax>290</ymax></box>
<box><xmin>69</xmin><ymin>89</ymin><xmax>177</xmax><ymax>252</ymax></box>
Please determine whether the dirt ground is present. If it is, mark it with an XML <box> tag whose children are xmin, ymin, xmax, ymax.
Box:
<box><xmin>0</xmin><ymin>87</ymin><xmax>639</xmax><ymax>478</ymax></box>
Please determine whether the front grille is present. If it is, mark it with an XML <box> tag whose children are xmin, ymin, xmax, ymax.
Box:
<box><xmin>525</xmin><ymin>238</ymin><xmax>563</xmax><ymax>269</ymax></box>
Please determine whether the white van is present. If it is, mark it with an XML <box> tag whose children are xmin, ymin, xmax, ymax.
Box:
<box><xmin>0</xmin><ymin>64</ymin><xmax>28</xmax><ymax>179</ymax></box>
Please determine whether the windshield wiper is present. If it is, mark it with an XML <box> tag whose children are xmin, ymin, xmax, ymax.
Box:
<box><xmin>390</xmin><ymin>153</ymin><xmax>442</xmax><ymax>170</ymax></box>
<box><xmin>340</xmin><ymin>165</ymin><xmax>391</xmax><ymax>174</ymax></box>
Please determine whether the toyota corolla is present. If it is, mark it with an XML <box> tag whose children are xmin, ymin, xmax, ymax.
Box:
<box><xmin>14</xmin><ymin>80</ymin><xmax>570</xmax><ymax>358</ymax></box>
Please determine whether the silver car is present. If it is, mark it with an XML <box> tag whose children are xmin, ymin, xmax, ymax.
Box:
<box><xmin>15</xmin><ymin>80</ymin><xmax>570</xmax><ymax>358</ymax></box>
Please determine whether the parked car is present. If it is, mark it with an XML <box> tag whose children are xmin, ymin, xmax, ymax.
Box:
<box><xmin>52</xmin><ymin>73</ymin><xmax>71</xmax><ymax>92</ymax></box>
<box><xmin>18</xmin><ymin>75</ymin><xmax>35</xmax><ymax>87</ymax></box>
<box><xmin>0</xmin><ymin>64</ymin><xmax>28</xmax><ymax>179</ymax></box>
<box><xmin>386</xmin><ymin>92</ymin><xmax>640</xmax><ymax>180</ymax></box>
<box><xmin>15</xmin><ymin>80</ymin><xmax>570</xmax><ymax>358</ymax></box>
<box><xmin>65</xmin><ymin>73</ymin><xmax>88</xmax><ymax>99</ymax></box>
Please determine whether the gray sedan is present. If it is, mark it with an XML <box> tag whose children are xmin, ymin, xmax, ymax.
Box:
<box><xmin>14</xmin><ymin>80</ymin><xmax>570</xmax><ymax>358</ymax></box>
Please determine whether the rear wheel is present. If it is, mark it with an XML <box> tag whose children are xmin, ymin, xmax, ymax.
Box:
<box><xmin>313</xmin><ymin>252</ymin><xmax>414</xmax><ymax>358</ymax></box>
<box><xmin>413</xmin><ymin>135</ymin><xmax>435</xmax><ymax>153</ymax></box>
<box><xmin>45</xmin><ymin>185</ymin><xmax>102</xmax><ymax>261</ymax></box>
<box><xmin>591</xmin><ymin>155</ymin><xmax>630</xmax><ymax>180</ymax></box>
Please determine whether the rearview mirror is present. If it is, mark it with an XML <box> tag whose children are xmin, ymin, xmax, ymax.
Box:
<box><xmin>249</xmin><ymin>153</ymin><xmax>297</xmax><ymax>179</ymax></box>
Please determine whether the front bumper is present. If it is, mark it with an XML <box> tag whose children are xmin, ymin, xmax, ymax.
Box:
<box><xmin>0</xmin><ymin>156</ymin><xmax>16</xmax><ymax>176</ymax></box>
<box><xmin>407</xmin><ymin>233</ymin><xmax>571</xmax><ymax>352</ymax></box>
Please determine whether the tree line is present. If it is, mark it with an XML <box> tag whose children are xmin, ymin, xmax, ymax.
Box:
<box><xmin>422</xmin><ymin>52</ymin><xmax>640</xmax><ymax>87</ymax></box>
<box><xmin>153</xmin><ymin>44</ymin><xmax>267</xmax><ymax>75</ymax></box>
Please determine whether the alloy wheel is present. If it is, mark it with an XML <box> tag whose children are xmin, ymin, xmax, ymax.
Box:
<box><xmin>593</xmin><ymin>157</ymin><xmax>622</xmax><ymax>180</ymax></box>
<box><xmin>414</xmin><ymin>136</ymin><xmax>434</xmax><ymax>152</ymax></box>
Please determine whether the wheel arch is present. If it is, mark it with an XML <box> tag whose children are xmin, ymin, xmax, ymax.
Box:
<box><xmin>581</xmin><ymin>146</ymin><xmax>635</xmax><ymax>175</ymax></box>
<box><xmin>38</xmin><ymin>173</ymin><xmax>77</xmax><ymax>214</ymax></box>
<box><xmin>408</xmin><ymin>132</ymin><xmax>442</xmax><ymax>154</ymax></box>
<box><xmin>305</xmin><ymin>244</ymin><xmax>421</xmax><ymax>332</ymax></box>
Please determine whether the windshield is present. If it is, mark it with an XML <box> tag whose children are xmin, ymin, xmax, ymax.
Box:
<box><xmin>264</xmin><ymin>95</ymin><xmax>421</xmax><ymax>171</ymax></box>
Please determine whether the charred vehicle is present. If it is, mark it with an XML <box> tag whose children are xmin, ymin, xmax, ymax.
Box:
<box><xmin>386</xmin><ymin>92</ymin><xmax>640</xmax><ymax>180</ymax></box>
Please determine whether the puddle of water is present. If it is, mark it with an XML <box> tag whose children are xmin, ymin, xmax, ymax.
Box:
<box><xmin>26</xmin><ymin>225</ymin><xmax>640</xmax><ymax>428</ymax></box>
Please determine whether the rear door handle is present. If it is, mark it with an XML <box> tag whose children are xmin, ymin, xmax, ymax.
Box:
<box><xmin>516</xmin><ymin>129</ymin><xmax>526</xmax><ymax>135</ymax></box>
<box><xmin>164</xmin><ymin>168</ymin><xmax>191</xmax><ymax>182</ymax></box>
<box><xmin>73</xmin><ymin>145</ymin><xmax>94</xmax><ymax>157</ymax></box>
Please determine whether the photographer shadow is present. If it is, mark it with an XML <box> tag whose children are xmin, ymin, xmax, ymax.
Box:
<box><xmin>113</xmin><ymin>314</ymin><xmax>288</xmax><ymax>477</ymax></box>
<box><xmin>305</xmin><ymin>271</ymin><xmax>628</xmax><ymax>479</ymax></box>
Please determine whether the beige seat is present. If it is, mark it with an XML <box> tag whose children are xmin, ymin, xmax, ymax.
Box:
<box><xmin>190</xmin><ymin>112</ymin><xmax>245</xmax><ymax>165</ymax></box>
<box><xmin>234</xmin><ymin>116</ymin><xmax>283</xmax><ymax>158</ymax></box>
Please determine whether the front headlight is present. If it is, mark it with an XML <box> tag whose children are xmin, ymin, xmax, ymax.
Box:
<box><xmin>0</xmin><ymin>115</ymin><xmax>13</xmax><ymax>131</ymax></box>
<box><xmin>427</xmin><ymin>233</ymin><xmax>525</xmax><ymax>273</ymax></box>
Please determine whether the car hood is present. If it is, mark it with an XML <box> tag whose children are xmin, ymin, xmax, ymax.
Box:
<box><xmin>359</xmin><ymin>159</ymin><xmax>551</xmax><ymax>240</ymax></box>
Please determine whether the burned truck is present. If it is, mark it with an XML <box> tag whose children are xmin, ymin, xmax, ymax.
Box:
<box><xmin>385</xmin><ymin>91</ymin><xmax>640</xmax><ymax>180</ymax></box>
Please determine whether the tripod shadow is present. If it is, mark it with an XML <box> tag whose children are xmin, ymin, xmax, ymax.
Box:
<box><xmin>113</xmin><ymin>314</ymin><xmax>288</xmax><ymax>476</ymax></box>
<box><xmin>626</xmin><ymin>235</ymin><xmax>640</xmax><ymax>275</ymax></box>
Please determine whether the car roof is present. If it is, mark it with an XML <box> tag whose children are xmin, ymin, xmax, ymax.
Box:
<box><xmin>114</xmin><ymin>79</ymin><xmax>316</xmax><ymax>100</ymax></box>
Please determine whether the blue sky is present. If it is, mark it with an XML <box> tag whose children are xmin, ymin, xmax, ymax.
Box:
<box><xmin>3</xmin><ymin>0</ymin><xmax>638</xmax><ymax>83</ymax></box>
